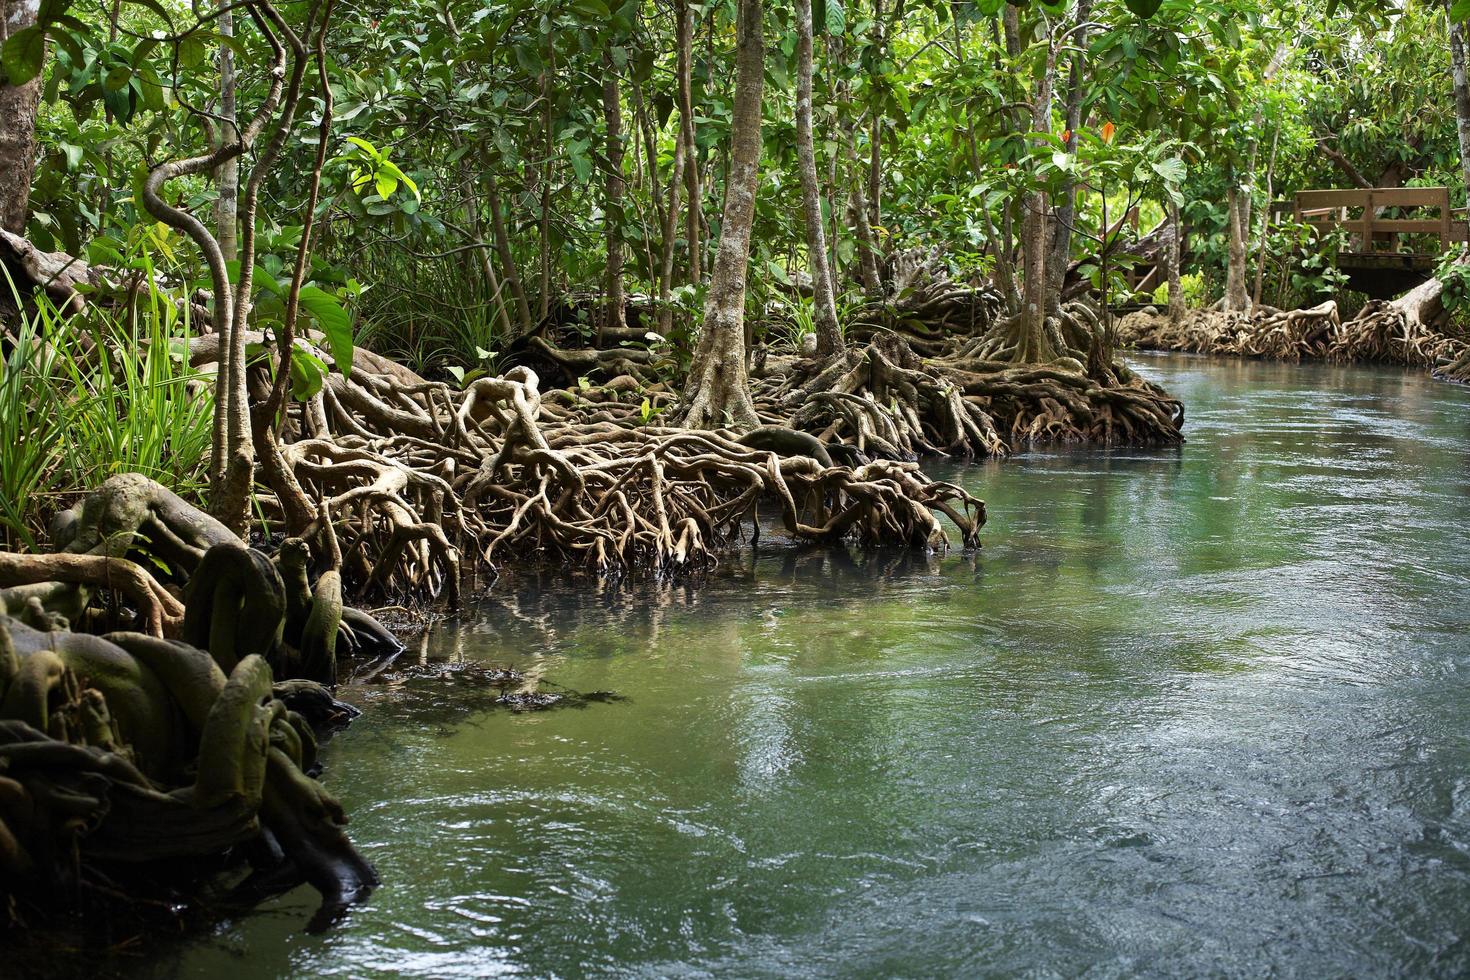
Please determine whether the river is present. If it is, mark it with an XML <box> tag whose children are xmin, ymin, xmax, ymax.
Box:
<box><xmin>140</xmin><ymin>353</ymin><xmax>1470</xmax><ymax>977</ymax></box>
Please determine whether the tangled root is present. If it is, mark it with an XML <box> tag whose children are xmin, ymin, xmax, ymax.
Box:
<box><xmin>1118</xmin><ymin>303</ymin><xmax>1342</xmax><ymax>360</ymax></box>
<box><xmin>201</xmin><ymin>334</ymin><xmax>986</xmax><ymax>600</ymax></box>
<box><xmin>757</xmin><ymin>329</ymin><xmax>1182</xmax><ymax>458</ymax></box>
<box><xmin>0</xmin><ymin>595</ymin><xmax>375</xmax><ymax>932</ymax></box>
<box><xmin>1118</xmin><ymin>274</ymin><xmax>1469</xmax><ymax>376</ymax></box>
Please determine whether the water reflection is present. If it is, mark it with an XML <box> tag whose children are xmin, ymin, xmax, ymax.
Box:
<box><xmin>137</xmin><ymin>354</ymin><xmax>1470</xmax><ymax>978</ymax></box>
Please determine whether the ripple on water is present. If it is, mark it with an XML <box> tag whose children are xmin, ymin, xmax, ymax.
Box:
<box><xmin>132</xmin><ymin>356</ymin><xmax>1470</xmax><ymax>979</ymax></box>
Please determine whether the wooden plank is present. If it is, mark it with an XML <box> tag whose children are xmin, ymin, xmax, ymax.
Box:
<box><xmin>1296</xmin><ymin>189</ymin><xmax>1371</xmax><ymax>209</ymax></box>
<box><xmin>1365</xmin><ymin>187</ymin><xmax>1448</xmax><ymax>208</ymax></box>
<box><xmin>1363</xmin><ymin>219</ymin><xmax>1449</xmax><ymax>233</ymax></box>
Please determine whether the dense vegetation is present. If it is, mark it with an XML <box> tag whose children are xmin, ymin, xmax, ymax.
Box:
<box><xmin>3</xmin><ymin>0</ymin><xmax>1470</xmax><ymax>946</ymax></box>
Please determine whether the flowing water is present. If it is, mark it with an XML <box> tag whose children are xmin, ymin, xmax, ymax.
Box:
<box><xmin>141</xmin><ymin>354</ymin><xmax>1470</xmax><ymax>977</ymax></box>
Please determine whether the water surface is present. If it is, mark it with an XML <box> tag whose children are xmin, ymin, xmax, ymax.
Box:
<box><xmin>146</xmin><ymin>354</ymin><xmax>1470</xmax><ymax>977</ymax></box>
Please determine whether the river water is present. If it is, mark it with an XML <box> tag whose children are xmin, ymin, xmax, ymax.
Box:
<box><xmin>142</xmin><ymin>354</ymin><xmax>1470</xmax><ymax>977</ymax></box>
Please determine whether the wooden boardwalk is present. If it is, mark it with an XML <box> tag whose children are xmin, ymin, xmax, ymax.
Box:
<box><xmin>1293</xmin><ymin>187</ymin><xmax>1467</xmax><ymax>298</ymax></box>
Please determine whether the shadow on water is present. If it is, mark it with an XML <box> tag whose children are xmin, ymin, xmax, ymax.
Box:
<box><xmin>126</xmin><ymin>353</ymin><xmax>1470</xmax><ymax>978</ymax></box>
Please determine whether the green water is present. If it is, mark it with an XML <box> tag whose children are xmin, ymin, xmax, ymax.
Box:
<box><xmin>146</xmin><ymin>354</ymin><xmax>1470</xmax><ymax>977</ymax></box>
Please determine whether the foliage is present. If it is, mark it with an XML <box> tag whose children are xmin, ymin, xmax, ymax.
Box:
<box><xmin>1152</xmin><ymin>272</ymin><xmax>1206</xmax><ymax>309</ymax></box>
<box><xmin>1436</xmin><ymin>245</ymin><xmax>1470</xmax><ymax>314</ymax></box>
<box><xmin>0</xmin><ymin>281</ymin><xmax>211</xmax><ymax>550</ymax></box>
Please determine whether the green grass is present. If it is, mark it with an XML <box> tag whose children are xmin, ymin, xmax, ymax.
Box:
<box><xmin>0</xmin><ymin>271</ymin><xmax>213</xmax><ymax>550</ymax></box>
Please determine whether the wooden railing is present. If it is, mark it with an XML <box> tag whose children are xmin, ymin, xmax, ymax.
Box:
<box><xmin>1292</xmin><ymin>187</ymin><xmax>1467</xmax><ymax>252</ymax></box>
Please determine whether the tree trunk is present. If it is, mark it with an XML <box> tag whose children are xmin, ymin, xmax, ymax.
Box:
<box><xmin>847</xmin><ymin>129</ymin><xmax>882</xmax><ymax>297</ymax></box>
<box><xmin>677</xmin><ymin>0</ymin><xmax>702</xmax><ymax>285</ymax></box>
<box><xmin>866</xmin><ymin>0</ymin><xmax>884</xmax><ymax>232</ymax></box>
<box><xmin>487</xmin><ymin>171</ymin><xmax>533</xmax><ymax>337</ymax></box>
<box><xmin>0</xmin><ymin>0</ymin><xmax>42</xmax><ymax>235</ymax></box>
<box><xmin>1448</xmin><ymin>1</ymin><xmax>1470</xmax><ymax>203</ymax></box>
<box><xmin>1167</xmin><ymin>200</ymin><xmax>1185</xmax><ymax>324</ymax></box>
<box><xmin>1045</xmin><ymin>0</ymin><xmax>1091</xmax><ymax>310</ymax></box>
<box><xmin>461</xmin><ymin>169</ymin><xmax>513</xmax><ymax>338</ymax></box>
<box><xmin>656</xmin><ymin>121</ymin><xmax>687</xmax><ymax>335</ymax></box>
<box><xmin>1252</xmin><ymin>124</ymin><xmax>1280</xmax><ymax>307</ymax></box>
<box><xmin>538</xmin><ymin>47</ymin><xmax>554</xmax><ymax>318</ymax></box>
<box><xmin>601</xmin><ymin>45</ymin><xmax>626</xmax><ymax>339</ymax></box>
<box><xmin>681</xmin><ymin>0</ymin><xmax>763</xmax><ymax>431</ymax></box>
<box><xmin>795</xmin><ymin>0</ymin><xmax>840</xmax><ymax>355</ymax></box>
<box><xmin>1016</xmin><ymin>14</ymin><xmax>1058</xmax><ymax>364</ymax></box>
<box><xmin>1223</xmin><ymin>43</ymin><xmax>1288</xmax><ymax>314</ymax></box>
<box><xmin>1224</xmin><ymin>171</ymin><xmax>1251</xmax><ymax>313</ymax></box>
<box><xmin>215</xmin><ymin>5</ymin><xmax>239</xmax><ymax>262</ymax></box>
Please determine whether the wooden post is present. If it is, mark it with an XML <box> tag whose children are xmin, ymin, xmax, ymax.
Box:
<box><xmin>1363</xmin><ymin>190</ymin><xmax>1376</xmax><ymax>252</ymax></box>
<box><xmin>1439</xmin><ymin>186</ymin><xmax>1452</xmax><ymax>252</ymax></box>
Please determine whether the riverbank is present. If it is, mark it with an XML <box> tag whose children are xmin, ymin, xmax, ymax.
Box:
<box><xmin>128</xmin><ymin>353</ymin><xmax>1470</xmax><ymax>978</ymax></box>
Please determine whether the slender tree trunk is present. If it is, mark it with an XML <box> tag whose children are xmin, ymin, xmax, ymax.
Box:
<box><xmin>633</xmin><ymin>78</ymin><xmax>663</xmax><ymax>236</ymax></box>
<box><xmin>656</xmin><ymin>121</ymin><xmax>687</xmax><ymax>334</ymax></box>
<box><xmin>1252</xmin><ymin>124</ymin><xmax>1280</xmax><ymax>307</ymax></box>
<box><xmin>795</xmin><ymin>0</ymin><xmax>840</xmax><ymax>355</ymax></box>
<box><xmin>0</xmin><ymin>0</ymin><xmax>42</xmax><ymax>235</ymax></box>
<box><xmin>837</xmin><ymin>61</ymin><xmax>880</xmax><ymax>297</ymax></box>
<box><xmin>681</xmin><ymin>0</ymin><xmax>763</xmax><ymax>430</ymax></box>
<box><xmin>677</xmin><ymin>0</ymin><xmax>702</xmax><ymax>285</ymax></box>
<box><xmin>1224</xmin><ymin>43</ymin><xmax>1288</xmax><ymax>313</ymax></box>
<box><xmin>601</xmin><ymin>45</ymin><xmax>626</xmax><ymax>338</ymax></box>
<box><xmin>1167</xmin><ymin>200</ymin><xmax>1185</xmax><ymax>324</ymax></box>
<box><xmin>1045</xmin><ymin>0</ymin><xmax>1091</xmax><ymax>310</ymax></box>
<box><xmin>487</xmin><ymin>171</ymin><xmax>534</xmax><ymax>337</ymax></box>
<box><xmin>1016</xmin><ymin>18</ymin><xmax>1059</xmax><ymax>363</ymax></box>
<box><xmin>255</xmin><ymin>4</ymin><xmax>337</xmax><ymax>538</ymax></box>
<box><xmin>866</xmin><ymin>0</ymin><xmax>884</xmax><ymax>232</ymax></box>
<box><xmin>847</xmin><ymin>127</ymin><xmax>882</xmax><ymax>296</ymax></box>
<box><xmin>1224</xmin><ymin>168</ymin><xmax>1251</xmax><ymax>312</ymax></box>
<box><xmin>538</xmin><ymin>47</ymin><xmax>554</xmax><ymax>318</ymax></box>
<box><xmin>1448</xmin><ymin>1</ymin><xmax>1470</xmax><ymax>203</ymax></box>
<box><xmin>461</xmin><ymin>170</ymin><xmax>513</xmax><ymax>338</ymax></box>
<box><xmin>628</xmin><ymin>80</ymin><xmax>657</xmax><ymax>280</ymax></box>
<box><xmin>216</xmin><ymin>5</ymin><xmax>239</xmax><ymax>262</ymax></box>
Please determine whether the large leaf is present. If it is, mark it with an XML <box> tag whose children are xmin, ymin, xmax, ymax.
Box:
<box><xmin>1</xmin><ymin>27</ymin><xmax>47</xmax><ymax>86</ymax></box>
<box><xmin>298</xmin><ymin>286</ymin><xmax>353</xmax><ymax>377</ymax></box>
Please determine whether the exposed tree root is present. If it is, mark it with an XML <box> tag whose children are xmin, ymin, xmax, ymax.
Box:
<box><xmin>187</xmin><ymin>338</ymin><xmax>988</xmax><ymax>599</ymax></box>
<box><xmin>756</xmin><ymin>302</ymin><xmax>1183</xmax><ymax>459</ymax></box>
<box><xmin>1118</xmin><ymin>277</ymin><xmax>1470</xmax><ymax>375</ymax></box>
<box><xmin>0</xmin><ymin>549</ymin><xmax>375</xmax><ymax>933</ymax></box>
<box><xmin>1118</xmin><ymin>302</ymin><xmax>1343</xmax><ymax>360</ymax></box>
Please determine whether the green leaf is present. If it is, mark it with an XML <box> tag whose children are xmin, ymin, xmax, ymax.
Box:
<box><xmin>345</xmin><ymin>135</ymin><xmax>381</xmax><ymax>158</ymax></box>
<box><xmin>1453</xmin><ymin>0</ymin><xmax>1470</xmax><ymax>20</ymax></box>
<box><xmin>567</xmin><ymin>140</ymin><xmax>592</xmax><ymax>183</ymax></box>
<box><xmin>824</xmin><ymin>0</ymin><xmax>845</xmax><ymax>35</ymax></box>
<box><xmin>127</xmin><ymin>0</ymin><xmax>174</xmax><ymax>23</ymax></box>
<box><xmin>298</xmin><ymin>286</ymin><xmax>353</xmax><ymax>377</ymax></box>
<box><xmin>103</xmin><ymin>65</ymin><xmax>131</xmax><ymax>92</ymax></box>
<box><xmin>2</xmin><ymin>27</ymin><xmax>47</xmax><ymax>86</ymax></box>
<box><xmin>374</xmin><ymin>172</ymin><xmax>398</xmax><ymax>199</ymax></box>
<box><xmin>290</xmin><ymin>348</ymin><xmax>328</xmax><ymax>400</ymax></box>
